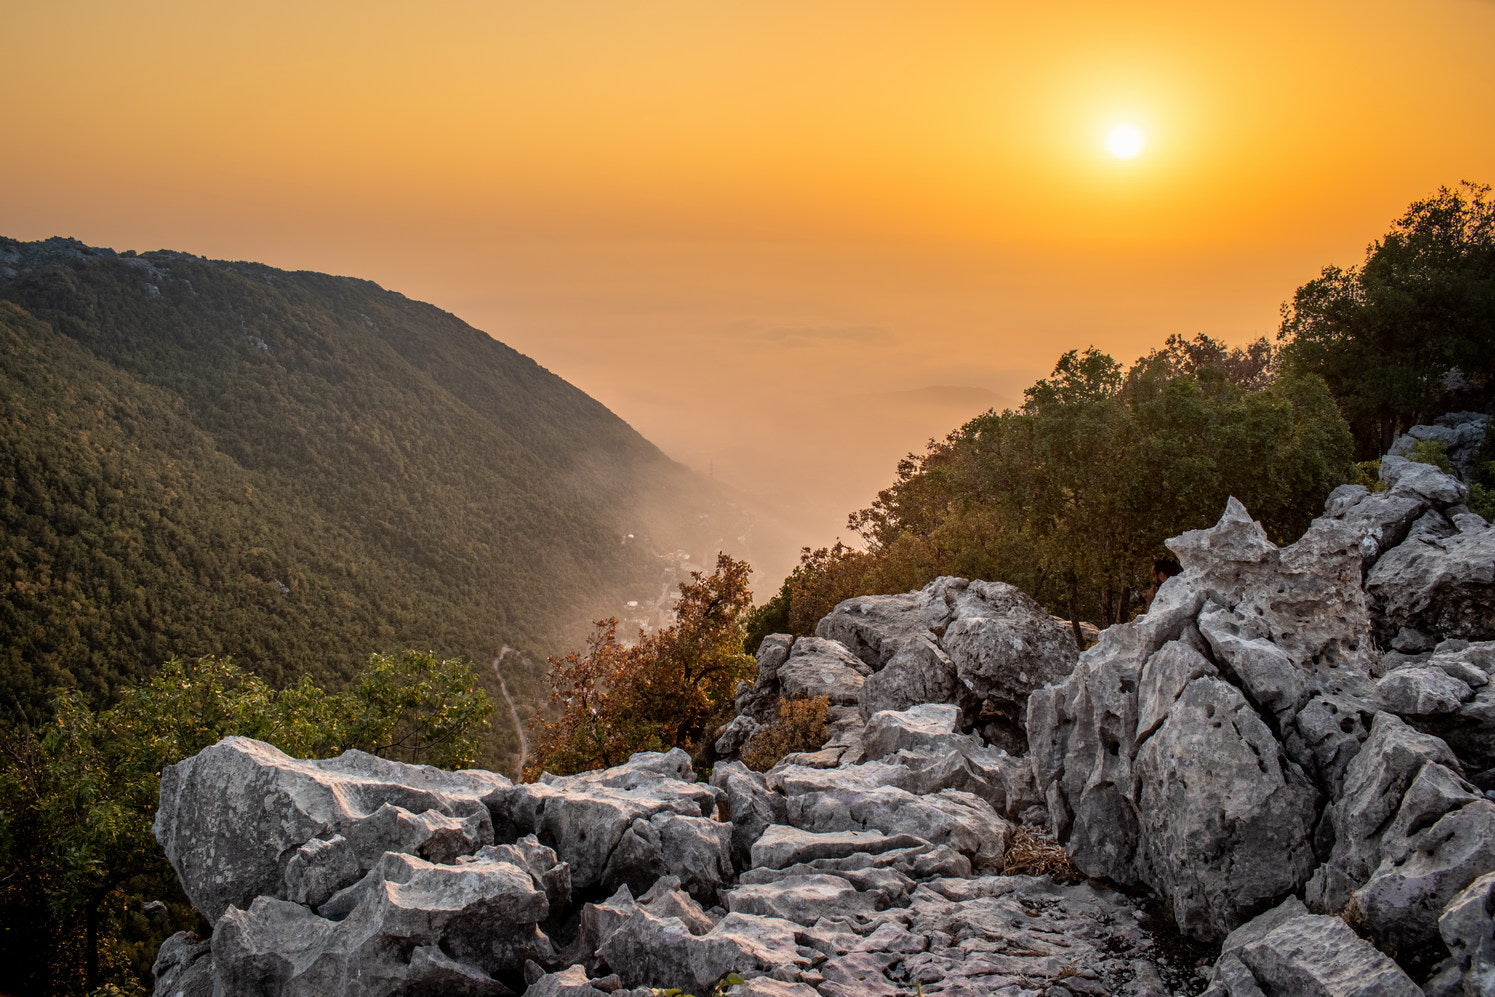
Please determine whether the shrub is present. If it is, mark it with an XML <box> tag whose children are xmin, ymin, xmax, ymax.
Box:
<box><xmin>1406</xmin><ymin>438</ymin><xmax>1455</xmax><ymax>474</ymax></box>
<box><xmin>740</xmin><ymin>696</ymin><xmax>830</xmax><ymax>771</ymax></box>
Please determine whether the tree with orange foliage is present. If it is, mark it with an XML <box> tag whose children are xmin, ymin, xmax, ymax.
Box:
<box><xmin>526</xmin><ymin>553</ymin><xmax>755</xmax><ymax>777</ymax></box>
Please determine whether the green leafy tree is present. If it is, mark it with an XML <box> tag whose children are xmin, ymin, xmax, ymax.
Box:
<box><xmin>0</xmin><ymin>652</ymin><xmax>490</xmax><ymax>995</ymax></box>
<box><xmin>528</xmin><ymin>553</ymin><xmax>755</xmax><ymax>776</ymax></box>
<box><xmin>769</xmin><ymin>339</ymin><xmax>1353</xmax><ymax>641</ymax></box>
<box><xmin>1279</xmin><ymin>181</ymin><xmax>1495</xmax><ymax>454</ymax></box>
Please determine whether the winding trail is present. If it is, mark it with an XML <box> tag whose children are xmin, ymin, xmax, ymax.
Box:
<box><xmin>492</xmin><ymin>646</ymin><xmax>529</xmax><ymax>779</ymax></box>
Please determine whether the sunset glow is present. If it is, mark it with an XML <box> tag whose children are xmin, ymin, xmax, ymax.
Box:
<box><xmin>3</xmin><ymin>0</ymin><xmax>1493</xmax><ymax>569</ymax></box>
<box><xmin>1105</xmin><ymin>123</ymin><xmax>1147</xmax><ymax>159</ymax></box>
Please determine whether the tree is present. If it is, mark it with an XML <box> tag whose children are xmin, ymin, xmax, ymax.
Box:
<box><xmin>0</xmin><ymin>652</ymin><xmax>491</xmax><ymax>995</ymax></box>
<box><xmin>1279</xmin><ymin>181</ymin><xmax>1495</xmax><ymax>455</ymax></box>
<box><xmin>528</xmin><ymin>553</ymin><xmax>755</xmax><ymax>777</ymax></box>
<box><xmin>765</xmin><ymin>341</ymin><xmax>1353</xmax><ymax>641</ymax></box>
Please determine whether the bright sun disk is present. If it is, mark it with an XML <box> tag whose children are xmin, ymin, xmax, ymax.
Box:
<box><xmin>1105</xmin><ymin>123</ymin><xmax>1146</xmax><ymax>159</ymax></box>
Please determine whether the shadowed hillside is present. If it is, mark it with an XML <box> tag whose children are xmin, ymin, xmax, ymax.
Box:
<box><xmin>0</xmin><ymin>236</ymin><xmax>754</xmax><ymax>757</ymax></box>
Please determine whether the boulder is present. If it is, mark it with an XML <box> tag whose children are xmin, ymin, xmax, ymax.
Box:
<box><xmin>485</xmin><ymin>748</ymin><xmax>726</xmax><ymax>897</ymax></box>
<box><xmin>725</xmin><ymin>874</ymin><xmax>876</xmax><ymax>923</ymax></box>
<box><xmin>1432</xmin><ymin>872</ymin><xmax>1495</xmax><ymax>997</ymax></box>
<box><xmin>596</xmin><ymin>907</ymin><xmax>808</xmax><ymax>995</ymax></box>
<box><xmin>939</xmin><ymin>580</ymin><xmax>1078</xmax><ymax>726</ymax></box>
<box><xmin>1207</xmin><ymin>900</ymin><xmax>1422</xmax><ymax>997</ymax></box>
<box><xmin>773</xmin><ymin>637</ymin><xmax>872</xmax><ymax>706</ymax></box>
<box><xmin>154</xmin><ymin>737</ymin><xmax>504</xmax><ymax>920</ymax></box>
<box><xmin>1029</xmin><ymin>498</ymin><xmax>1376</xmax><ymax>941</ymax></box>
<box><xmin>152</xmin><ymin>932</ymin><xmax>213</xmax><ymax>997</ymax></box>
<box><xmin>1132</xmin><ymin>675</ymin><xmax>1319</xmax><ymax>939</ymax></box>
<box><xmin>212</xmin><ymin>851</ymin><xmax>553</xmax><ymax>996</ymax></box>
<box><xmin>815</xmin><ymin>586</ymin><xmax>951</xmax><ymax>668</ymax></box>
<box><xmin>860</xmin><ymin>704</ymin><xmax>961</xmax><ymax>758</ymax></box>
<box><xmin>748</xmin><ymin>825</ymin><xmax>928</xmax><ymax>870</ymax></box>
<box><xmin>1366</xmin><ymin>523</ymin><xmax>1495</xmax><ymax>642</ymax></box>
<box><xmin>782</xmin><ymin>781</ymin><xmax>1011</xmax><ymax>872</ymax></box>
<box><xmin>858</xmin><ymin>636</ymin><xmax>959</xmax><ymax>719</ymax></box>
<box><xmin>710</xmin><ymin>762</ymin><xmax>788</xmax><ymax>869</ymax></box>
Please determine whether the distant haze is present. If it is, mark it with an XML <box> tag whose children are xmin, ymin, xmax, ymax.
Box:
<box><xmin>5</xmin><ymin>0</ymin><xmax>1494</xmax><ymax>588</ymax></box>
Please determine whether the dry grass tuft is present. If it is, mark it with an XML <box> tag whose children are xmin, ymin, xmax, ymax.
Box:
<box><xmin>1001</xmin><ymin>825</ymin><xmax>1083</xmax><ymax>883</ymax></box>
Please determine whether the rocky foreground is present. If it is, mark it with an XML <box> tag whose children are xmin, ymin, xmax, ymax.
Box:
<box><xmin>152</xmin><ymin>419</ymin><xmax>1495</xmax><ymax>997</ymax></box>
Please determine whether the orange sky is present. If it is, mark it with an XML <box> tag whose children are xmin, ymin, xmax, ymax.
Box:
<box><xmin>4</xmin><ymin>0</ymin><xmax>1494</xmax><ymax>579</ymax></box>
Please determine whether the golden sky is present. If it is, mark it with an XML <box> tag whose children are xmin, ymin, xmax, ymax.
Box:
<box><xmin>4</xmin><ymin>0</ymin><xmax>1494</xmax><ymax>577</ymax></box>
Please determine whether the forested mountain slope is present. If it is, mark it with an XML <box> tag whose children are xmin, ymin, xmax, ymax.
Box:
<box><xmin>0</xmin><ymin>236</ymin><xmax>741</xmax><ymax>733</ymax></box>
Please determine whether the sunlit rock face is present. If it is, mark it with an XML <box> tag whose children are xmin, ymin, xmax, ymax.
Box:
<box><xmin>153</xmin><ymin>428</ymin><xmax>1495</xmax><ymax>997</ymax></box>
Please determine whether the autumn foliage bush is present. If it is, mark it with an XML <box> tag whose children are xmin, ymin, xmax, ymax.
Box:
<box><xmin>740</xmin><ymin>695</ymin><xmax>831</xmax><ymax>771</ymax></box>
<box><xmin>526</xmin><ymin>553</ymin><xmax>756</xmax><ymax>777</ymax></box>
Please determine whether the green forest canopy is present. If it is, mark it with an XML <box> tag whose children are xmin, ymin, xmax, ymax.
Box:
<box><xmin>749</xmin><ymin>336</ymin><xmax>1354</xmax><ymax>641</ymax></box>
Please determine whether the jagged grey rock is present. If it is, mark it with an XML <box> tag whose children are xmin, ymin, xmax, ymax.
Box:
<box><xmin>774</xmin><ymin>637</ymin><xmax>872</xmax><ymax>706</ymax></box>
<box><xmin>596</xmin><ymin>906</ymin><xmax>808</xmax><ymax>994</ymax></box>
<box><xmin>1353</xmin><ymin>799</ymin><xmax>1495</xmax><ymax>958</ymax></box>
<box><xmin>485</xmin><ymin>748</ymin><xmax>725</xmax><ymax>896</ymax></box>
<box><xmin>212</xmin><ymin>850</ymin><xmax>552</xmax><ymax>996</ymax></box>
<box><xmin>749</xmin><ymin>825</ymin><xmax>928</xmax><ymax>869</ymax></box>
<box><xmin>766</xmin><ymin>763</ymin><xmax>1012</xmax><ymax>872</ymax></box>
<box><xmin>154</xmin><ymin>736</ymin><xmax>504</xmax><ymax>920</ymax></box>
<box><xmin>1133</xmin><ymin>675</ymin><xmax>1319</xmax><ymax>939</ymax></box>
<box><xmin>1207</xmin><ymin>900</ymin><xmax>1422</xmax><ymax>996</ymax></box>
<box><xmin>152</xmin><ymin>932</ymin><xmax>213</xmax><ymax>997</ymax></box>
<box><xmin>858</xmin><ymin>635</ymin><xmax>959</xmax><ymax>719</ymax></box>
<box><xmin>151</xmin><ymin>426</ymin><xmax>1495</xmax><ymax>997</ymax></box>
<box><xmin>1378</xmin><ymin>665</ymin><xmax>1473</xmax><ymax>716</ymax></box>
<box><xmin>939</xmin><ymin>580</ymin><xmax>1078</xmax><ymax>730</ymax></box>
<box><xmin>860</xmin><ymin>704</ymin><xmax>961</xmax><ymax>758</ymax></box>
<box><xmin>725</xmin><ymin>874</ymin><xmax>876</xmax><ymax>922</ymax></box>
<box><xmin>815</xmin><ymin>586</ymin><xmax>951</xmax><ymax>668</ymax></box>
<box><xmin>1030</xmin><ymin>498</ymin><xmax>1373</xmax><ymax>941</ymax></box>
<box><xmin>1367</xmin><ymin>522</ymin><xmax>1495</xmax><ymax>642</ymax></box>
<box><xmin>1432</xmin><ymin>872</ymin><xmax>1495</xmax><ymax>997</ymax></box>
<box><xmin>711</xmin><ymin>761</ymin><xmax>788</xmax><ymax>869</ymax></box>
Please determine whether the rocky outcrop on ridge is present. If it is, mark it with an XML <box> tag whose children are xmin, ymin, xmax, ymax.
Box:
<box><xmin>151</xmin><ymin>439</ymin><xmax>1495</xmax><ymax>997</ymax></box>
<box><xmin>720</xmin><ymin>577</ymin><xmax>1078</xmax><ymax>762</ymax></box>
<box><xmin>1387</xmin><ymin>412</ymin><xmax>1489</xmax><ymax>480</ymax></box>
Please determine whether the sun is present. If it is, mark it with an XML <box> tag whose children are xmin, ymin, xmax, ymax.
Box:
<box><xmin>1104</xmin><ymin>122</ymin><xmax>1146</xmax><ymax>160</ymax></box>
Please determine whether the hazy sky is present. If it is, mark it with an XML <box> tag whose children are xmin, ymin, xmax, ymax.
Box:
<box><xmin>5</xmin><ymin>0</ymin><xmax>1493</xmax><ymax>579</ymax></box>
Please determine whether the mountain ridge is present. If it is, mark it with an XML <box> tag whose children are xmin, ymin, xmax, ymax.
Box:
<box><xmin>0</xmin><ymin>236</ymin><xmax>747</xmax><ymax>753</ymax></box>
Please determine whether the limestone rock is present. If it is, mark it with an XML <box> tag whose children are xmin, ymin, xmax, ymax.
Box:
<box><xmin>711</xmin><ymin>762</ymin><xmax>788</xmax><ymax>869</ymax></box>
<box><xmin>1209</xmin><ymin>900</ymin><xmax>1422</xmax><ymax>996</ymax></box>
<box><xmin>858</xmin><ymin>635</ymin><xmax>959</xmax><ymax>719</ymax></box>
<box><xmin>151</xmin><ymin>932</ymin><xmax>213</xmax><ymax>997</ymax></box>
<box><xmin>749</xmin><ymin>825</ymin><xmax>928</xmax><ymax>870</ymax></box>
<box><xmin>775</xmin><ymin>637</ymin><xmax>871</xmax><ymax>706</ymax></box>
<box><xmin>1435</xmin><ymin>872</ymin><xmax>1495</xmax><ymax>997</ymax></box>
<box><xmin>154</xmin><ymin>737</ymin><xmax>504</xmax><ymax>920</ymax></box>
<box><xmin>212</xmin><ymin>850</ymin><xmax>553</xmax><ymax>996</ymax></box>
<box><xmin>1029</xmin><ymin>498</ymin><xmax>1375</xmax><ymax>941</ymax></box>
<box><xmin>485</xmin><ymin>748</ymin><xmax>725</xmax><ymax>897</ymax></box>
<box><xmin>860</xmin><ymin>704</ymin><xmax>961</xmax><ymax>758</ymax></box>
<box><xmin>940</xmin><ymin>580</ymin><xmax>1078</xmax><ymax>724</ymax></box>
<box><xmin>596</xmin><ymin>907</ymin><xmax>808</xmax><ymax>995</ymax></box>
<box><xmin>815</xmin><ymin>586</ymin><xmax>951</xmax><ymax>668</ymax></box>
<box><xmin>1133</xmin><ymin>675</ymin><xmax>1319</xmax><ymax>939</ymax></box>
<box><xmin>725</xmin><ymin>873</ymin><xmax>876</xmax><ymax>922</ymax></box>
<box><xmin>1367</xmin><ymin>523</ymin><xmax>1495</xmax><ymax>642</ymax></box>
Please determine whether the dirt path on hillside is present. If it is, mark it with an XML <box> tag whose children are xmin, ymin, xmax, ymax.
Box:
<box><xmin>492</xmin><ymin>646</ymin><xmax>528</xmax><ymax>779</ymax></box>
